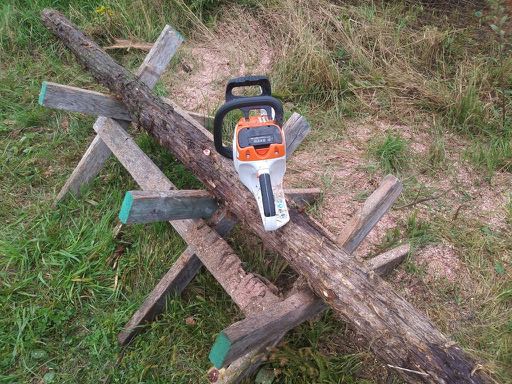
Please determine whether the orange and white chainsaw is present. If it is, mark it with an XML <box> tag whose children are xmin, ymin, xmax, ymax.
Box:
<box><xmin>213</xmin><ymin>75</ymin><xmax>289</xmax><ymax>231</ymax></box>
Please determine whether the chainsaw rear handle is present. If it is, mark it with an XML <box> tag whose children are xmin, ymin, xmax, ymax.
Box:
<box><xmin>213</xmin><ymin>95</ymin><xmax>284</xmax><ymax>159</ymax></box>
<box><xmin>259</xmin><ymin>173</ymin><xmax>276</xmax><ymax>217</ymax></box>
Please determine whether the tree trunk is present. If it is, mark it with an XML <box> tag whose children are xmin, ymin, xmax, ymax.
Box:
<box><xmin>41</xmin><ymin>9</ymin><xmax>492</xmax><ymax>384</ymax></box>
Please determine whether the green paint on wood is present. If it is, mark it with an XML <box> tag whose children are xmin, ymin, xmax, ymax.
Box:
<box><xmin>209</xmin><ymin>331</ymin><xmax>231</xmax><ymax>368</ymax></box>
<box><xmin>119</xmin><ymin>192</ymin><xmax>134</xmax><ymax>224</ymax></box>
<box><xmin>38</xmin><ymin>81</ymin><xmax>48</xmax><ymax>106</ymax></box>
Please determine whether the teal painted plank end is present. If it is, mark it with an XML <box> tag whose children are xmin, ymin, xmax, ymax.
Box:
<box><xmin>38</xmin><ymin>81</ymin><xmax>48</xmax><ymax>106</ymax></box>
<box><xmin>119</xmin><ymin>192</ymin><xmax>134</xmax><ymax>224</ymax></box>
<box><xmin>209</xmin><ymin>332</ymin><xmax>231</xmax><ymax>369</ymax></box>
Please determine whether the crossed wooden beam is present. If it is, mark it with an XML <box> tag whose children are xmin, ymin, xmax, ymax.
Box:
<box><xmin>41</xmin><ymin>25</ymin><xmax>410</xmax><ymax>383</ymax></box>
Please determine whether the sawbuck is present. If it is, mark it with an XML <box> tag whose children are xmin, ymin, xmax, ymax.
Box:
<box><xmin>38</xmin><ymin>9</ymin><xmax>493</xmax><ymax>384</ymax></box>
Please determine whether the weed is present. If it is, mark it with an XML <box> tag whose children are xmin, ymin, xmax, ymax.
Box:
<box><xmin>369</xmin><ymin>131</ymin><xmax>409</xmax><ymax>173</ymax></box>
<box><xmin>466</xmin><ymin>135</ymin><xmax>512</xmax><ymax>174</ymax></box>
<box><xmin>428</xmin><ymin>134</ymin><xmax>446</xmax><ymax>168</ymax></box>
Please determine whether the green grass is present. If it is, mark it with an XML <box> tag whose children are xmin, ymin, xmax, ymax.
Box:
<box><xmin>369</xmin><ymin>132</ymin><xmax>409</xmax><ymax>173</ymax></box>
<box><xmin>1</xmin><ymin>0</ymin><xmax>512</xmax><ymax>383</ymax></box>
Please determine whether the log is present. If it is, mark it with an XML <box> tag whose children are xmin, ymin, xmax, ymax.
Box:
<box><xmin>119</xmin><ymin>188</ymin><xmax>321</xmax><ymax>224</ymax></box>
<box><xmin>41</xmin><ymin>10</ymin><xmax>492</xmax><ymax>384</ymax></box>
<box><xmin>53</xmin><ymin>25</ymin><xmax>182</xmax><ymax>202</ymax></box>
<box><xmin>210</xmin><ymin>244</ymin><xmax>411</xmax><ymax>368</ymax></box>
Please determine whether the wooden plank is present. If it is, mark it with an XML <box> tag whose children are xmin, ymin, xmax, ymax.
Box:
<box><xmin>282</xmin><ymin>112</ymin><xmax>311</xmax><ymax>158</ymax></box>
<box><xmin>119</xmin><ymin>188</ymin><xmax>321</xmax><ymax>224</ymax></box>
<box><xmin>119</xmin><ymin>190</ymin><xmax>219</xmax><ymax>224</ymax></box>
<box><xmin>136</xmin><ymin>25</ymin><xmax>183</xmax><ymax>89</ymax></box>
<box><xmin>39</xmin><ymin>82</ymin><xmax>132</xmax><ymax>120</ymax></box>
<box><xmin>209</xmin><ymin>244</ymin><xmax>411</xmax><ymax>369</ymax></box>
<box><xmin>53</xmin><ymin>25</ymin><xmax>183</xmax><ymax>203</ymax></box>
<box><xmin>43</xmin><ymin>12</ymin><xmax>492</xmax><ymax>383</ymax></box>
<box><xmin>366</xmin><ymin>243</ymin><xmax>410</xmax><ymax>276</ymax></box>
<box><xmin>118</xmin><ymin>248</ymin><xmax>202</xmax><ymax>346</ymax></box>
<box><xmin>337</xmin><ymin>174</ymin><xmax>403</xmax><ymax>254</ymax></box>
<box><xmin>54</xmin><ymin>134</ymin><xmax>112</xmax><ymax>203</ymax></box>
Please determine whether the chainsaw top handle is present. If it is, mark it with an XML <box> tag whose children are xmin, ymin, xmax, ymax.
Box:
<box><xmin>214</xmin><ymin>95</ymin><xmax>284</xmax><ymax>160</ymax></box>
<box><xmin>225</xmin><ymin>75</ymin><xmax>272</xmax><ymax>101</ymax></box>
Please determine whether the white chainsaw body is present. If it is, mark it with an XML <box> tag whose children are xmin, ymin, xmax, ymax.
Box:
<box><xmin>234</xmin><ymin>147</ymin><xmax>289</xmax><ymax>231</ymax></box>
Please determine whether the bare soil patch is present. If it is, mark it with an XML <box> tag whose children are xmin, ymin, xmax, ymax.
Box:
<box><xmin>163</xmin><ymin>10</ymin><xmax>272</xmax><ymax>113</ymax></box>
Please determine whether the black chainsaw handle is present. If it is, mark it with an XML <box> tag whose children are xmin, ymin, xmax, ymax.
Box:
<box><xmin>225</xmin><ymin>75</ymin><xmax>272</xmax><ymax>102</ymax></box>
<box><xmin>259</xmin><ymin>173</ymin><xmax>276</xmax><ymax>217</ymax></box>
<box><xmin>213</xmin><ymin>96</ymin><xmax>284</xmax><ymax>159</ymax></box>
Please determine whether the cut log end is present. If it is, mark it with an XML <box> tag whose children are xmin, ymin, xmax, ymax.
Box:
<box><xmin>209</xmin><ymin>332</ymin><xmax>231</xmax><ymax>369</ymax></box>
<box><xmin>119</xmin><ymin>191</ymin><xmax>134</xmax><ymax>224</ymax></box>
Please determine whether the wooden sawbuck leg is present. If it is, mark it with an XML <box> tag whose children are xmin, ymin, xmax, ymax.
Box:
<box><xmin>50</xmin><ymin>26</ymin><xmax>183</xmax><ymax>204</ymax></box>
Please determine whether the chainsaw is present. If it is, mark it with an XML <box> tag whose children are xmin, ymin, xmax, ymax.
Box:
<box><xmin>213</xmin><ymin>75</ymin><xmax>289</xmax><ymax>231</ymax></box>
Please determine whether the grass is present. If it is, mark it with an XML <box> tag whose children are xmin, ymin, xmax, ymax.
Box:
<box><xmin>1</xmin><ymin>0</ymin><xmax>511</xmax><ymax>383</ymax></box>
<box><xmin>369</xmin><ymin>131</ymin><xmax>409</xmax><ymax>173</ymax></box>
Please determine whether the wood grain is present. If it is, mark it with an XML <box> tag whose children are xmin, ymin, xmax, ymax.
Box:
<box><xmin>119</xmin><ymin>190</ymin><xmax>219</xmax><ymax>224</ymax></box>
<box><xmin>119</xmin><ymin>188</ymin><xmax>321</xmax><ymax>224</ymax></box>
<box><xmin>282</xmin><ymin>112</ymin><xmax>311</xmax><ymax>158</ymax></box>
<box><xmin>366</xmin><ymin>244</ymin><xmax>410</xmax><ymax>276</ymax></box>
<box><xmin>40</xmin><ymin>82</ymin><xmax>132</xmax><ymax>120</ymax></box>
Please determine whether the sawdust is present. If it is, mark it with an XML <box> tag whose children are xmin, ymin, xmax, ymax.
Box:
<box><xmin>415</xmin><ymin>243</ymin><xmax>463</xmax><ymax>282</ymax></box>
<box><xmin>164</xmin><ymin>10</ymin><xmax>272</xmax><ymax>113</ymax></box>
<box><xmin>286</xmin><ymin>117</ymin><xmax>511</xmax><ymax>260</ymax></box>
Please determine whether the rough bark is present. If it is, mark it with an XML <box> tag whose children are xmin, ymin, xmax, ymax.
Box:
<box><xmin>41</xmin><ymin>10</ymin><xmax>492</xmax><ymax>384</ymax></box>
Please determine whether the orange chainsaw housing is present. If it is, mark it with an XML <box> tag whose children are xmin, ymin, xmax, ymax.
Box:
<box><xmin>235</xmin><ymin>115</ymin><xmax>286</xmax><ymax>162</ymax></box>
